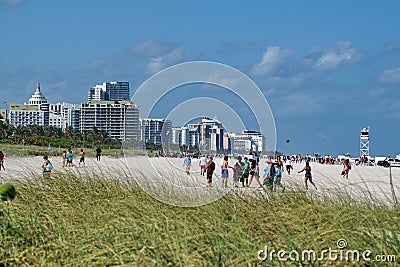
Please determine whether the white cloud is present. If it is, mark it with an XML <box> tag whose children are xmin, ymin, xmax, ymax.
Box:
<box><xmin>1</xmin><ymin>0</ymin><xmax>26</xmax><ymax>7</ymax></box>
<box><xmin>84</xmin><ymin>59</ymin><xmax>106</xmax><ymax>71</ymax></box>
<box><xmin>83</xmin><ymin>38</ymin><xmax>185</xmax><ymax>76</ymax></box>
<box><xmin>146</xmin><ymin>48</ymin><xmax>184</xmax><ymax>74</ymax></box>
<box><xmin>273</xmin><ymin>92</ymin><xmax>323</xmax><ymax>117</ymax></box>
<box><xmin>131</xmin><ymin>38</ymin><xmax>175</xmax><ymax>58</ymax></box>
<box><xmin>312</xmin><ymin>41</ymin><xmax>362</xmax><ymax>71</ymax></box>
<box><xmin>251</xmin><ymin>46</ymin><xmax>292</xmax><ymax>76</ymax></box>
<box><xmin>379</xmin><ymin>67</ymin><xmax>400</xmax><ymax>84</ymax></box>
<box><xmin>251</xmin><ymin>41</ymin><xmax>363</xmax><ymax>93</ymax></box>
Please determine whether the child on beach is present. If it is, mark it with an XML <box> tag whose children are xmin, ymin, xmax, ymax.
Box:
<box><xmin>298</xmin><ymin>161</ymin><xmax>317</xmax><ymax>190</ymax></box>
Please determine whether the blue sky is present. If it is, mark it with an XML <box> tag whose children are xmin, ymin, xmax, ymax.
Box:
<box><xmin>1</xmin><ymin>0</ymin><xmax>400</xmax><ymax>157</ymax></box>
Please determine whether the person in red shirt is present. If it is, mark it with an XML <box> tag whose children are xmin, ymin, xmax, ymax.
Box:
<box><xmin>0</xmin><ymin>151</ymin><xmax>5</xmax><ymax>171</ymax></box>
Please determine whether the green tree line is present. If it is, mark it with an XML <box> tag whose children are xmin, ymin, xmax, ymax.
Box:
<box><xmin>0</xmin><ymin>121</ymin><xmax>121</xmax><ymax>149</ymax></box>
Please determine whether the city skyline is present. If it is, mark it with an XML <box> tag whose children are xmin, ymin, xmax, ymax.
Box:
<box><xmin>1</xmin><ymin>1</ymin><xmax>400</xmax><ymax>157</ymax></box>
<box><xmin>5</xmin><ymin>83</ymin><xmax>266</xmax><ymax>154</ymax></box>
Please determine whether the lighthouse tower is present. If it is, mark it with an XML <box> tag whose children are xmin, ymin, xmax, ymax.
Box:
<box><xmin>360</xmin><ymin>127</ymin><xmax>370</xmax><ymax>157</ymax></box>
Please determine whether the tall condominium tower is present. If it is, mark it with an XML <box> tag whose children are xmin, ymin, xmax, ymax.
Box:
<box><xmin>79</xmin><ymin>100</ymin><xmax>139</xmax><ymax>141</ymax></box>
<box><xmin>88</xmin><ymin>81</ymin><xmax>130</xmax><ymax>103</ymax></box>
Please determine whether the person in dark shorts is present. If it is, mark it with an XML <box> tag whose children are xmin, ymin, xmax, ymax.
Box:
<box><xmin>67</xmin><ymin>150</ymin><xmax>73</xmax><ymax>167</ymax></box>
<box><xmin>79</xmin><ymin>149</ymin><xmax>85</xmax><ymax>167</ymax></box>
<box><xmin>248</xmin><ymin>157</ymin><xmax>263</xmax><ymax>188</ymax></box>
<box><xmin>298</xmin><ymin>161</ymin><xmax>317</xmax><ymax>190</ymax></box>
<box><xmin>206</xmin><ymin>156</ymin><xmax>215</xmax><ymax>187</ymax></box>
<box><xmin>241</xmin><ymin>157</ymin><xmax>250</xmax><ymax>187</ymax></box>
<box><xmin>96</xmin><ymin>147</ymin><xmax>102</xmax><ymax>161</ymax></box>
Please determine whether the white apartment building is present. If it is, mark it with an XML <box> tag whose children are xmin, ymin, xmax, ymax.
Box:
<box><xmin>79</xmin><ymin>101</ymin><xmax>139</xmax><ymax>140</ymax></box>
<box><xmin>139</xmin><ymin>118</ymin><xmax>172</xmax><ymax>145</ymax></box>
<box><xmin>10</xmin><ymin>83</ymin><xmax>79</xmax><ymax>130</ymax></box>
<box><xmin>229</xmin><ymin>130</ymin><xmax>264</xmax><ymax>153</ymax></box>
<box><xmin>9</xmin><ymin>104</ymin><xmax>45</xmax><ymax>127</ymax></box>
<box><xmin>186</xmin><ymin>117</ymin><xmax>224</xmax><ymax>153</ymax></box>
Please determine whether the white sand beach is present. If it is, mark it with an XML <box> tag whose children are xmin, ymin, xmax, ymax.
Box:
<box><xmin>1</xmin><ymin>155</ymin><xmax>399</xmax><ymax>206</ymax></box>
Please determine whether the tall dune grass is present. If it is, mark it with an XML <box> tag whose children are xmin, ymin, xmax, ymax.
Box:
<box><xmin>0</xmin><ymin>169</ymin><xmax>399</xmax><ymax>266</ymax></box>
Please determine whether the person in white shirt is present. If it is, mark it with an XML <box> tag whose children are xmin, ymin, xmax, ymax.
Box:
<box><xmin>199</xmin><ymin>155</ymin><xmax>207</xmax><ymax>176</ymax></box>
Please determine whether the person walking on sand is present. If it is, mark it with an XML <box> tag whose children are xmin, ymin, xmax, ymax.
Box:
<box><xmin>79</xmin><ymin>149</ymin><xmax>85</xmax><ymax>167</ymax></box>
<box><xmin>342</xmin><ymin>159</ymin><xmax>351</xmax><ymax>179</ymax></box>
<box><xmin>62</xmin><ymin>150</ymin><xmax>67</xmax><ymax>167</ymax></box>
<box><xmin>241</xmin><ymin>157</ymin><xmax>250</xmax><ymax>187</ymax></box>
<box><xmin>248</xmin><ymin>157</ymin><xmax>263</xmax><ymax>188</ymax></box>
<box><xmin>42</xmin><ymin>155</ymin><xmax>53</xmax><ymax>177</ymax></box>
<box><xmin>0</xmin><ymin>151</ymin><xmax>5</xmax><ymax>171</ymax></box>
<box><xmin>183</xmin><ymin>154</ymin><xmax>191</xmax><ymax>175</ymax></box>
<box><xmin>276</xmin><ymin>155</ymin><xmax>284</xmax><ymax>174</ymax></box>
<box><xmin>199</xmin><ymin>154</ymin><xmax>207</xmax><ymax>176</ymax></box>
<box><xmin>96</xmin><ymin>147</ymin><xmax>102</xmax><ymax>161</ymax></box>
<box><xmin>298</xmin><ymin>161</ymin><xmax>317</xmax><ymax>190</ymax></box>
<box><xmin>221</xmin><ymin>155</ymin><xmax>233</xmax><ymax>187</ymax></box>
<box><xmin>206</xmin><ymin>156</ymin><xmax>215</xmax><ymax>187</ymax></box>
<box><xmin>284</xmin><ymin>155</ymin><xmax>293</xmax><ymax>175</ymax></box>
<box><xmin>233</xmin><ymin>156</ymin><xmax>244</xmax><ymax>187</ymax></box>
<box><xmin>67</xmin><ymin>150</ymin><xmax>73</xmax><ymax>167</ymax></box>
<box><xmin>273</xmin><ymin>163</ymin><xmax>285</xmax><ymax>192</ymax></box>
<box><xmin>263</xmin><ymin>160</ymin><xmax>275</xmax><ymax>190</ymax></box>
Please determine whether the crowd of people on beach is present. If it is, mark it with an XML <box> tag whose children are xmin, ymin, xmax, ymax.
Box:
<box><xmin>0</xmin><ymin>147</ymin><xmax>355</xmax><ymax>186</ymax></box>
<box><xmin>181</xmin><ymin>152</ymin><xmax>362</xmax><ymax>190</ymax></box>
<box><xmin>183</xmin><ymin>152</ymin><xmax>325</xmax><ymax>191</ymax></box>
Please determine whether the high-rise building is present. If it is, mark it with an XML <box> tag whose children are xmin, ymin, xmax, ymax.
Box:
<box><xmin>171</xmin><ymin>127</ymin><xmax>188</xmax><ymax>146</ymax></box>
<box><xmin>79</xmin><ymin>100</ymin><xmax>139</xmax><ymax>140</ymax></box>
<box><xmin>106</xmin><ymin>81</ymin><xmax>130</xmax><ymax>101</ymax></box>
<box><xmin>229</xmin><ymin>130</ymin><xmax>264</xmax><ymax>153</ymax></box>
<box><xmin>88</xmin><ymin>81</ymin><xmax>130</xmax><ymax>103</ymax></box>
<box><xmin>187</xmin><ymin>117</ymin><xmax>224</xmax><ymax>153</ymax></box>
<box><xmin>69</xmin><ymin>104</ymin><xmax>81</xmax><ymax>130</ymax></box>
<box><xmin>88</xmin><ymin>85</ymin><xmax>107</xmax><ymax>103</ymax></box>
<box><xmin>49</xmin><ymin>102</ymin><xmax>77</xmax><ymax>130</ymax></box>
<box><xmin>27</xmin><ymin>82</ymin><xmax>50</xmax><ymax>125</ymax></box>
<box><xmin>139</xmin><ymin>118</ymin><xmax>172</xmax><ymax>146</ymax></box>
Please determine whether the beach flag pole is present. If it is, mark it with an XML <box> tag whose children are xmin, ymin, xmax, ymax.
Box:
<box><xmin>389</xmin><ymin>165</ymin><xmax>398</xmax><ymax>207</ymax></box>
